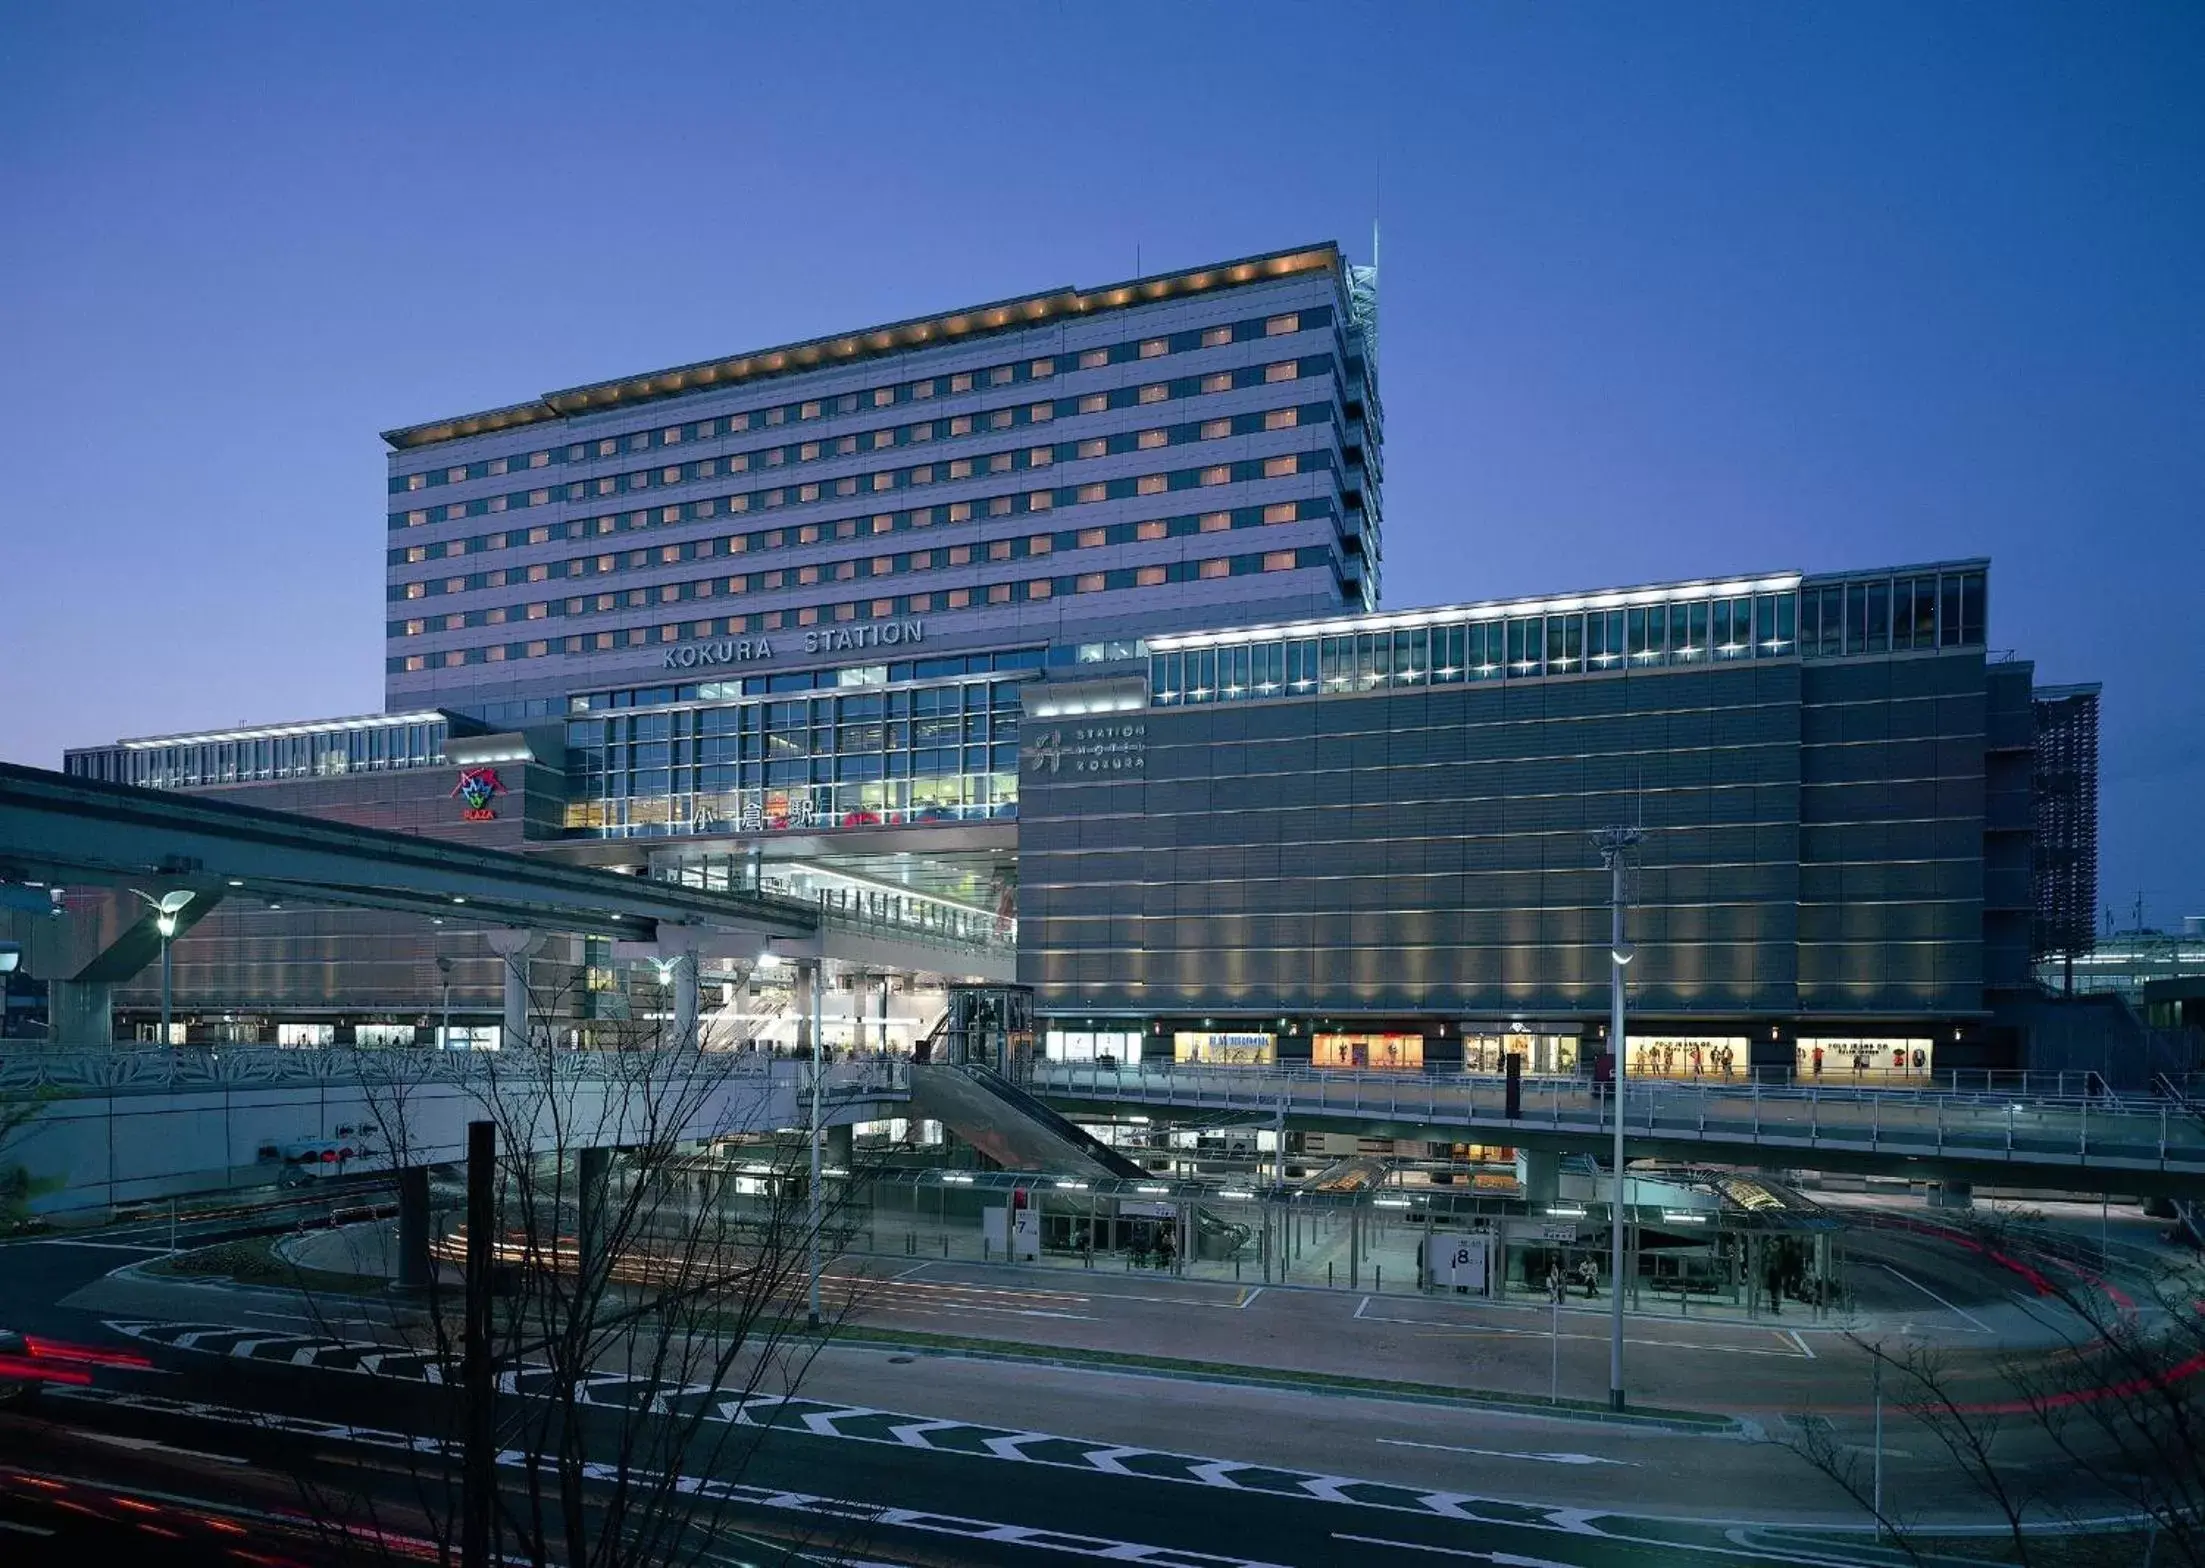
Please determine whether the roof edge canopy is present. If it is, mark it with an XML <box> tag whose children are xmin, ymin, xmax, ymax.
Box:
<box><xmin>383</xmin><ymin>242</ymin><xmax>1345</xmax><ymax>452</ymax></box>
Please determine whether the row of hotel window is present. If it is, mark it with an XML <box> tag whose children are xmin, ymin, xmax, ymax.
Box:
<box><xmin>1043</xmin><ymin>1030</ymin><xmax>1937</xmax><ymax>1084</ymax></box>
<box><xmin>390</xmin><ymin>547</ymin><xmax>1334</xmax><ymax>672</ymax></box>
<box><xmin>396</xmin><ymin>499</ymin><xmax>1326</xmax><ymax>636</ymax></box>
<box><xmin>392</xmin><ymin>308</ymin><xmax>1330</xmax><ymax>492</ymax></box>
<box><xmin>392</xmin><ymin>444</ymin><xmax>1332</xmax><ymax>600</ymax></box>
<box><xmin>393</xmin><ymin>377</ymin><xmax>1327</xmax><ymax>538</ymax></box>
<box><xmin>68</xmin><ymin>724</ymin><xmax>451</xmax><ymax>790</ymax></box>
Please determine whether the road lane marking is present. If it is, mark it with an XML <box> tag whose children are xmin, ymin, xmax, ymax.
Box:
<box><xmin>1403</xmin><ymin>1321</ymin><xmax>1811</xmax><ymax>1358</ymax></box>
<box><xmin>1881</xmin><ymin>1265</ymin><xmax>1994</xmax><ymax>1333</ymax></box>
<box><xmin>17</xmin><ymin>1239</ymin><xmax>167</xmax><ymax>1252</ymax></box>
<box><xmin>1377</xmin><ymin>1438</ymin><xmax>1636</xmax><ymax>1467</ymax></box>
<box><xmin>0</xmin><ymin>1520</ymin><xmax>57</xmax><ymax>1537</ymax></box>
<box><xmin>1333</xmin><ymin>1534</ymin><xmax>1576</xmax><ymax>1565</ymax></box>
<box><xmin>1785</xmin><ymin>1330</ymin><xmax>1815</xmax><ymax>1360</ymax></box>
<box><xmin>1238</xmin><ymin>1287</ymin><xmax>1263</xmax><ymax>1309</ymax></box>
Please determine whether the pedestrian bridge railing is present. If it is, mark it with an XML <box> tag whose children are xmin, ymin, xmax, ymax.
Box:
<box><xmin>1028</xmin><ymin>1061</ymin><xmax>2205</xmax><ymax>1180</ymax></box>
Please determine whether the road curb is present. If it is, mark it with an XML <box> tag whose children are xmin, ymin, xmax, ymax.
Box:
<box><xmin>829</xmin><ymin>1334</ymin><xmax>1741</xmax><ymax>1434</ymax></box>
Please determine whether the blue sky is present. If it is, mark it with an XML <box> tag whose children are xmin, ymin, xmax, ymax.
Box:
<box><xmin>2</xmin><ymin>3</ymin><xmax>2199</xmax><ymax>923</ymax></box>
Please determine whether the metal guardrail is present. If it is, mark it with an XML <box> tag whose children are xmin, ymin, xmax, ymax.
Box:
<box><xmin>0</xmin><ymin>1045</ymin><xmax>909</xmax><ymax>1101</ymax></box>
<box><xmin>1030</xmin><ymin>1062</ymin><xmax>2205</xmax><ymax>1176</ymax></box>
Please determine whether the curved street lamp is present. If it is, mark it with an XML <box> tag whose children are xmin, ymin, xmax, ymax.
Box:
<box><xmin>132</xmin><ymin>889</ymin><xmax>196</xmax><ymax>1047</ymax></box>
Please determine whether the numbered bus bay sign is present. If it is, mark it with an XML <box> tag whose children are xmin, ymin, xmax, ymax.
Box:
<box><xmin>1425</xmin><ymin>1232</ymin><xmax>1491</xmax><ymax>1295</ymax></box>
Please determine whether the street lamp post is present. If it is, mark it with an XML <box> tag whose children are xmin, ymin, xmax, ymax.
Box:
<box><xmin>1593</xmin><ymin>826</ymin><xmax>1641</xmax><ymax>1413</ymax></box>
<box><xmin>134</xmin><ymin>890</ymin><xmax>195</xmax><ymax>1046</ymax></box>
<box><xmin>437</xmin><ymin>956</ymin><xmax>454</xmax><ymax>1050</ymax></box>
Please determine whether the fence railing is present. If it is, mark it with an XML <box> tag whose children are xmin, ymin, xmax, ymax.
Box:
<box><xmin>1029</xmin><ymin>1061</ymin><xmax>2205</xmax><ymax>1175</ymax></box>
<box><xmin>0</xmin><ymin>1044</ymin><xmax>909</xmax><ymax>1101</ymax></box>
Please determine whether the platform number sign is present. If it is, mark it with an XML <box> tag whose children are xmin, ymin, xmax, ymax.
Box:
<box><xmin>1426</xmin><ymin>1232</ymin><xmax>1491</xmax><ymax>1295</ymax></box>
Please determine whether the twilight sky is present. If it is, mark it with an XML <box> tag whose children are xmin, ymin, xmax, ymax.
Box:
<box><xmin>1</xmin><ymin>3</ymin><xmax>2199</xmax><ymax>924</ymax></box>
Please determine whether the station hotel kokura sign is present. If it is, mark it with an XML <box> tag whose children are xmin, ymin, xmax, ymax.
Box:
<box><xmin>661</xmin><ymin>617</ymin><xmax>926</xmax><ymax>671</ymax></box>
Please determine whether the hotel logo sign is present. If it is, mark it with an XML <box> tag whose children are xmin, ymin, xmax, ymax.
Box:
<box><xmin>1027</xmin><ymin>723</ymin><xmax>1146</xmax><ymax>776</ymax></box>
<box><xmin>452</xmin><ymin>767</ymin><xmax>506</xmax><ymax>822</ymax></box>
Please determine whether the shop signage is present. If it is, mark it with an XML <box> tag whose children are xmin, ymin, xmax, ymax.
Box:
<box><xmin>1533</xmin><ymin>1222</ymin><xmax>1581</xmax><ymax>1242</ymax></box>
<box><xmin>451</xmin><ymin>766</ymin><xmax>506</xmax><ymax>822</ymax></box>
<box><xmin>1027</xmin><ymin>722</ymin><xmax>1146</xmax><ymax>776</ymax></box>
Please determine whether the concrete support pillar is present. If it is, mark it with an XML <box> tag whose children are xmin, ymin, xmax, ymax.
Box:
<box><xmin>1520</xmin><ymin>1149</ymin><xmax>1562</xmax><ymax>1209</ymax></box>
<box><xmin>396</xmin><ymin>1166</ymin><xmax>432</xmax><ymax>1292</ymax></box>
<box><xmin>484</xmin><ymin>930</ymin><xmax>539</xmax><ymax>1051</ymax></box>
<box><xmin>825</xmin><ymin>1123</ymin><xmax>853</xmax><ymax>1170</ymax></box>
<box><xmin>1929</xmin><ymin>1180</ymin><xmax>1974</xmax><ymax>1210</ymax></box>
<box><xmin>670</xmin><ymin>953</ymin><xmax>700</xmax><ymax>1051</ymax></box>
<box><xmin>578</xmin><ymin>1145</ymin><xmax>613</xmax><ymax>1282</ymax></box>
<box><xmin>50</xmin><ymin>980</ymin><xmax>114</xmax><ymax>1047</ymax></box>
<box><xmin>795</xmin><ymin>964</ymin><xmax>815</xmax><ymax>1057</ymax></box>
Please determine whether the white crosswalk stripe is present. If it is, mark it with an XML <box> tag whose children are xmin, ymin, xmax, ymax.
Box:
<box><xmin>104</xmin><ymin>1317</ymin><xmax>1615</xmax><ymax>1535</ymax></box>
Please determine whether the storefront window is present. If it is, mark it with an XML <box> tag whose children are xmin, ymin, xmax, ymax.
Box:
<box><xmin>1463</xmin><ymin>1032</ymin><xmax>1580</xmax><ymax>1076</ymax></box>
<box><xmin>276</xmin><ymin>1023</ymin><xmax>335</xmax><ymax>1048</ymax></box>
<box><xmin>1043</xmin><ymin>1030</ymin><xmax>1144</xmax><ymax>1065</ymax></box>
<box><xmin>1172</xmin><ymin>1031</ymin><xmax>1276</xmax><ymax>1065</ymax></box>
<box><xmin>1625</xmin><ymin>1036</ymin><xmax>1749</xmax><ymax>1080</ymax></box>
<box><xmin>1795</xmin><ymin>1037</ymin><xmax>1933</xmax><ymax>1085</ymax></box>
<box><xmin>353</xmin><ymin>1024</ymin><xmax>417</xmax><ymax>1048</ymax></box>
<box><xmin>1313</xmin><ymin>1033</ymin><xmax>1424</xmax><ymax>1070</ymax></box>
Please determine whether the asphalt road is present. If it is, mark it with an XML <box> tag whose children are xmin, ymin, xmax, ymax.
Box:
<box><xmin>0</xmin><ymin>1198</ymin><xmax>2178</xmax><ymax>1567</ymax></box>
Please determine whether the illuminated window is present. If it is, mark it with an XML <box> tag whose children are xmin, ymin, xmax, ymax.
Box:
<box><xmin>948</xmin><ymin>501</ymin><xmax>973</xmax><ymax>522</ymax></box>
<box><xmin>1136</xmin><ymin>475</ymin><xmax>1167</xmax><ymax>495</ymax></box>
<box><xmin>834</xmin><ymin>601</ymin><xmax>856</xmax><ymax>620</ymax></box>
<box><xmin>528</xmin><ymin>451</ymin><xmax>550</xmax><ymax>468</ymax></box>
<box><xmin>989</xmin><ymin>409</ymin><xmax>1013</xmax><ymax>431</ymax></box>
<box><xmin>405</xmin><ymin>510</ymin><xmax>427</xmax><ymax>527</ymax></box>
<box><xmin>871</xmin><ymin>598</ymin><xmax>895</xmax><ymax>617</ymax></box>
<box><xmin>1201</xmin><ymin>326</ymin><xmax>1230</xmax><ymax>348</ymax></box>
<box><xmin>989</xmin><ymin>365</ymin><xmax>1013</xmax><ymax>386</ymax></box>
<box><xmin>1138</xmin><ymin>429</ymin><xmax>1168</xmax><ymax>449</ymax></box>
<box><xmin>908</xmin><ymin>592</ymin><xmax>932</xmax><ymax>612</ymax></box>
<box><xmin>526</xmin><ymin>602</ymin><xmax>547</xmax><ymax>619</ymax></box>
<box><xmin>950</xmin><ymin>373</ymin><xmax>973</xmax><ymax>393</ymax></box>
<box><xmin>1200</xmin><ymin>373</ymin><xmax>1231</xmax><ymax>395</ymax></box>
<box><xmin>1263</xmin><ymin>455</ymin><xmax>1298</xmax><ymax>478</ymax></box>
<box><xmin>1138</xmin><ymin>384</ymin><xmax>1167</xmax><ymax>404</ymax></box>
<box><xmin>1263</xmin><ymin>502</ymin><xmax>1297</xmax><ymax>524</ymax></box>
<box><xmin>403</xmin><ymin>654</ymin><xmax>425</xmax><ymax>671</ymax></box>
<box><xmin>797</xmin><ymin>607</ymin><xmax>819</xmax><ymax>626</ymax></box>
<box><xmin>1263</xmin><ymin>551</ymin><xmax>1297</xmax><ymax>572</ymax></box>
<box><xmin>443</xmin><ymin>650</ymin><xmax>466</xmax><ymax>668</ymax></box>
<box><xmin>1199</xmin><ymin>557</ymin><xmax>1230</xmax><ymax>579</ymax></box>
<box><xmin>1136</xmin><ymin>565</ymin><xmax>1166</xmax><ymax>587</ymax></box>
<box><xmin>798</xmin><ymin>566</ymin><xmax>820</xmax><ymax>585</ymax></box>
<box><xmin>988</xmin><ymin>539</ymin><xmax>1013</xmax><ymax>561</ymax></box>
<box><xmin>912</xmin><ymin>380</ymin><xmax>935</xmax><ymax>400</ymax></box>
<box><xmin>949</xmin><ymin>415</ymin><xmax>974</xmax><ymax>438</ymax></box>
<box><xmin>1028</xmin><ymin>578</ymin><xmax>1053</xmax><ymax>599</ymax></box>
<box><xmin>800</xmin><ymin>401</ymin><xmax>821</xmax><ymax>420</ymax></box>
<box><xmin>405</xmin><ymin>473</ymin><xmax>427</xmax><ymax>491</ymax></box>
<box><xmin>1029</xmin><ymin>534</ymin><xmax>1053</xmax><ymax>555</ymax></box>
<box><xmin>404</xmin><ymin>545</ymin><xmax>427</xmax><ymax>564</ymax></box>
<box><xmin>1076</xmin><ymin>573</ymin><xmax>1105</xmax><ymax>593</ymax></box>
<box><xmin>798</xmin><ymin>483</ymin><xmax>820</xmax><ymax>502</ymax></box>
<box><xmin>1031</xmin><ymin>358</ymin><xmax>1055</xmax><ymax>377</ymax></box>
<box><xmin>1201</xmin><ymin>419</ymin><xmax>1231</xmax><ymax>440</ymax></box>
<box><xmin>1079</xmin><ymin>394</ymin><xmax>1106</xmax><ymax>414</ymax></box>
<box><xmin>948</xmin><ymin>459</ymin><xmax>973</xmax><ymax>480</ymax></box>
<box><xmin>1199</xmin><ymin>511</ymin><xmax>1232</xmax><ymax>533</ymax></box>
<box><xmin>988</xmin><ymin>496</ymin><xmax>1012</xmax><ymax>516</ymax></box>
<box><xmin>874</xmin><ymin>388</ymin><xmax>895</xmax><ymax>408</ymax></box>
<box><xmin>987</xmin><ymin>582</ymin><xmax>1011</xmax><ymax>604</ymax></box>
<box><xmin>1132</xmin><ymin>520</ymin><xmax>1165</xmax><ymax>542</ymax></box>
<box><xmin>1265</xmin><ymin>362</ymin><xmax>1297</xmax><ymax>383</ymax></box>
<box><xmin>799</xmin><ymin>441</ymin><xmax>821</xmax><ymax>462</ymax></box>
<box><xmin>948</xmin><ymin>546</ymin><xmax>972</xmax><ymax>566</ymax></box>
<box><xmin>1078</xmin><ymin>528</ymin><xmax>1106</xmax><ymax>548</ymax></box>
<box><xmin>1079</xmin><ymin>349</ymin><xmax>1108</xmax><ymax>370</ymax></box>
<box><xmin>1139</xmin><ymin>338</ymin><xmax>1167</xmax><ymax>359</ymax></box>
<box><xmin>1265</xmin><ymin>313</ymin><xmax>1300</xmax><ymax>336</ymax></box>
<box><xmin>1077</xmin><ymin>483</ymin><xmax>1107</xmax><ymax>503</ymax></box>
<box><xmin>1200</xmin><ymin>465</ymin><xmax>1230</xmax><ymax>486</ymax></box>
<box><xmin>1028</xmin><ymin>446</ymin><xmax>1053</xmax><ymax>468</ymax></box>
<box><xmin>1076</xmin><ymin>438</ymin><xmax>1106</xmax><ymax>460</ymax></box>
<box><xmin>872</xmin><ymin>514</ymin><xmax>894</xmax><ymax>533</ymax></box>
<box><xmin>947</xmin><ymin>588</ymin><xmax>971</xmax><ymax>609</ymax></box>
<box><xmin>526</xmin><ymin>640</ymin><xmax>548</xmax><ymax>657</ymax></box>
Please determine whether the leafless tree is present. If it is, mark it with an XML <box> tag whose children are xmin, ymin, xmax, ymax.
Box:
<box><xmin>276</xmin><ymin>966</ymin><xmax>887</xmax><ymax>1567</ymax></box>
<box><xmin>1779</xmin><ymin>1211</ymin><xmax>2205</xmax><ymax>1566</ymax></box>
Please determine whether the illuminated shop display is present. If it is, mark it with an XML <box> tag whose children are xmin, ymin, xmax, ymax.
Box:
<box><xmin>1172</xmin><ymin>1031</ymin><xmax>1276</xmax><ymax>1065</ymax></box>
<box><xmin>1042</xmin><ymin>1029</ymin><xmax>1145</xmax><ymax>1064</ymax></box>
<box><xmin>1795</xmin><ymin>1037</ymin><xmax>1934</xmax><ymax>1084</ymax></box>
<box><xmin>1625</xmin><ymin>1036</ymin><xmax>1750</xmax><ymax>1080</ymax></box>
<box><xmin>1463</xmin><ymin>1032</ymin><xmax>1579</xmax><ymax>1076</ymax></box>
<box><xmin>1312</xmin><ymin>1033</ymin><xmax>1424</xmax><ymax>1070</ymax></box>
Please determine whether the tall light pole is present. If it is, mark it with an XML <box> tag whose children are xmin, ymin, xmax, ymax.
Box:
<box><xmin>806</xmin><ymin>956</ymin><xmax>824</xmax><ymax>1328</ymax></box>
<box><xmin>1592</xmin><ymin>826</ymin><xmax>1640</xmax><ymax>1413</ymax></box>
<box><xmin>134</xmin><ymin>890</ymin><xmax>195</xmax><ymax>1046</ymax></box>
<box><xmin>437</xmin><ymin>955</ymin><xmax>454</xmax><ymax>1049</ymax></box>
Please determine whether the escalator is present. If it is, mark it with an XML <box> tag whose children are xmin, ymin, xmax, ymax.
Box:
<box><xmin>910</xmin><ymin>1064</ymin><xmax>1253</xmax><ymax>1260</ymax></box>
<box><xmin>911</xmin><ymin>1062</ymin><xmax>1148</xmax><ymax>1180</ymax></box>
